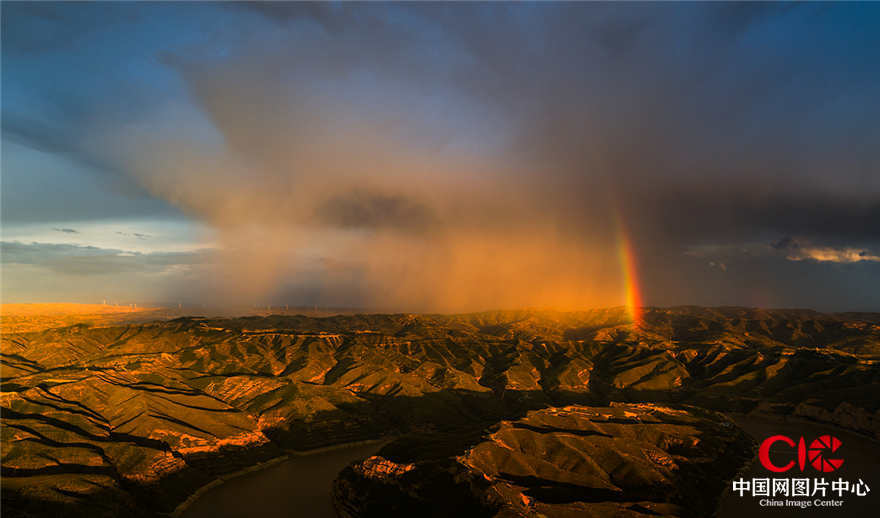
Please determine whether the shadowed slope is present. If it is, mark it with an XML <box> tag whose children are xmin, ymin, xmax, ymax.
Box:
<box><xmin>334</xmin><ymin>404</ymin><xmax>752</xmax><ymax>518</ymax></box>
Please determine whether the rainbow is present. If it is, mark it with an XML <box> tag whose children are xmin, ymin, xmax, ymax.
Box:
<box><xmin>614</xmin><ymin>211</ymin><xmax>644</xmax><ymax>327</ymax></box>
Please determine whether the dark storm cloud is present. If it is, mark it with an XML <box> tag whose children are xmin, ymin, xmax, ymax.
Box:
<box><xmin>629</xmin><ymin>188</ymin><xmax>880</xmax><ymax>247</ymax></box>
<box><xmin>1</xmin><ymin>242</ymin><xmax>213</xmax><ymax>276</ymax></box>
<box><xmin>315</xmin><ymin>192</ymin><xmax>437</xmax><ymax>234</ymax></box>
<box><xmin>3</xmin><ymin>115</ymin><xmax>85</xmax><ymax>160</ymax></box>
<box><xmin>3</xmin><ymin>2</ymin><xmax>880</xmax><ymax>309</ymax></box>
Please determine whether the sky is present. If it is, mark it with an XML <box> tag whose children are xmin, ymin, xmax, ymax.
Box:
<box><xmin>2</xmin><ymin>2</ymin><xmax>879</xmax><ymax>312</ymax></box>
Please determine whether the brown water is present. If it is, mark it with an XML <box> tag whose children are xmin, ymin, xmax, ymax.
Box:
<box><xmin>717</xmin><ymin>414</ymin><xmax>879</xmax><ymax>517</ymax></box>
<box><xmin>180</xmin><ymin>441</ymin><xmax>385</xmax><ymax>518</ymax></box>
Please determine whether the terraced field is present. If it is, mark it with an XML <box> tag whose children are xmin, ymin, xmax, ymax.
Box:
<box><xmin>2</xmin><ymin>307</ymin><xmax>879</xmax><ymax>517</ymax></box>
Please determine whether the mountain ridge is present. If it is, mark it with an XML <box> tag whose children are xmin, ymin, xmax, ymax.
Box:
<box><xmin>2</xmin><ymin>306</ymin><xmax>878</xmax><ymax>517</ymax></box>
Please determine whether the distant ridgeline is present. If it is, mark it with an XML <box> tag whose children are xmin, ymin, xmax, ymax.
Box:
<box><xmin>1</xmin><ymin>307</ymin><xmax>878</xmax><ymax>517</ymax></box>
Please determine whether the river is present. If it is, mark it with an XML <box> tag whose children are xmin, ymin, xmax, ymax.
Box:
<box><xmin>178</xmin><ymin>441</ymin><xmax>387</xmax><ymax>518</ymax></box>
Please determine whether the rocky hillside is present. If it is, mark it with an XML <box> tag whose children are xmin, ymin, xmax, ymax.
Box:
<box><xmin>2</xmin><ymin>307</ymin><xmax>878</xmax><ymax>516</ymax></box>
<box><xmin>334</xmin><ymin>404</ymin><xmax>753</xmax><ymax>518</ymax></box>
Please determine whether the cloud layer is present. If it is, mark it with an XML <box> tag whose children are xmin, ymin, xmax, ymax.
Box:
<box><xmin>3</xmin><ymin>2</ymin><xmax>880</xmax><ymax>310</ymax></box>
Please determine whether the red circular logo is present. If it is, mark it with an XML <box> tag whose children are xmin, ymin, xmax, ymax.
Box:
<box><xmin>808</xmin><ymin>434</ymin><xmax>844</xmax><ymax>472</ymax></box>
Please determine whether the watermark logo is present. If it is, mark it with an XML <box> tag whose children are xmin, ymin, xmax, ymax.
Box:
<box><xmin>733</xmin><ymin>433</ymin><xmax>870</xmax><ymax>510</ymax></box>
<box><xmin>759</xmin><ymin>434</ymin><xmax>844</xmax><ymax>473</ymax></box>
